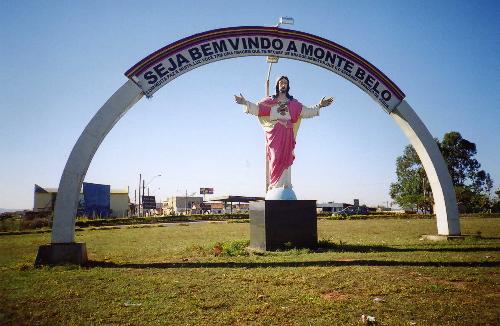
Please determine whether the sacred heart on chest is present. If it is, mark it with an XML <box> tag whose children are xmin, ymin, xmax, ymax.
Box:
<box><xmin>277</xmin><ymin>103</ymin><xmax>288</xmax><ymax>116</ymax></box>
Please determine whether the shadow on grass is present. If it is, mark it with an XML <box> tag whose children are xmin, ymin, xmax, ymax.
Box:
<box><xmin>80</xmin><ymin>242</ymin><xmax>500</xmax><ymax>269</ymax></box>
<box><xmin>83</xmin><ymin>243</ymin><xmax>500</xmax><ymax>269</ymax></box>
<box><xmin>86</xmin><ymin>259</ymin><xmax>500</xmax><ymax>269</ymax></box>
<box><xmin>313</xmin><ymin>243</ymin><xmax>500</xmax><ymax>253</ymax></box>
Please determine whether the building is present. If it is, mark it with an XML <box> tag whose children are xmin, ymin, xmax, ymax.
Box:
<box><xmin>162</xmin><ymin>196</ymin><xmax>204</xmax><ymax>215</ymax></box>
<box><xmin>200</xmin><ymin>202</ymin><xmax>225</xmax><ymax>214</ymax></box>
<box><xmin>233</xmin><ymin>203</ymin><xmax>250</xmax><ymax>213</ymax></box>
<box><xmin>202</xmin><ymin>201</ymin><xmax>250</xmax><ymax>214</ymax></box>
<box><xmin>33</xmin><ymin>184</ymin><xmax>130</xmax><ymax>218</ymax></box>
<box><xmin>162</xmin><ymin>195</ymin><xmax>262</xmax><ymax>215</ymax></box>
<box><xmin>316</xmin><ymin>202</ymin><xmax>349</xmax><ymax>213</ymax></box>
<box><xmin>109</xmin><ymin>189</ymin><xmax>130</xmax><ymax>217</ymax></box>
<box><xmin>210</xmin><ymin>195</ymin><xmax>264</xmax><ymax>214</ymax></box>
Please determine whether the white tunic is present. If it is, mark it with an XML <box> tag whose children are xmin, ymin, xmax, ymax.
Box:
<box><xmin>242</xmin><ymin>99</ymin><xmax>323</xmax><ymax>190</ymax></box>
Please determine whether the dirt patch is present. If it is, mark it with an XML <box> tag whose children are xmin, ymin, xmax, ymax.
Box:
<box><xmin>417</xmin><ymin>276</ymin><xmax>472</xmax><ymax>290</ymax></box>
<box><xmin>322</xmin><ymin>291</ymin><xmax>348</xmax><ymax>301</ymax></box>
<box><xmin>484</xmin><ymin>292</ymin><xmax>500</xmax><ymax>298</ymax></box>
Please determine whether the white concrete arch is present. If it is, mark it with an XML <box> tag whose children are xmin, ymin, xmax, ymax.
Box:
<box><xmin>51</xmin><ymin>26</ymin><xmax>460</xmax><ymax>245</ymax></box>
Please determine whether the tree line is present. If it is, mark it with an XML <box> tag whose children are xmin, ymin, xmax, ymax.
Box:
<box><xmin>390</xmin><ymin>131</ymin><xmax>498</xmax><ymax>213</ymax></box>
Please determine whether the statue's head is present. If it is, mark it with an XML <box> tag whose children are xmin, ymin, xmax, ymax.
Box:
<box><xmin>273</xmin><ymin>76</ymin><xmax>293</xmax><ymax>100</ymax></box>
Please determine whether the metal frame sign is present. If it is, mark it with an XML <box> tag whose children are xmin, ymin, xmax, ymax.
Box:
<box><xmin>126</xmin><ymin>26</ymin><xmax>405</xmax><ymax>112</ymax></box>
<box><xmin>142</xmin><ymin>195</ymin><xmax>156</xmax><ymax>209</ymax></box>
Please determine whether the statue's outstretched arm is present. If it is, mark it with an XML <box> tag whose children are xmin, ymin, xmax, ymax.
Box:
<box><xmin>301</xmin><ymin>96</ymin><xmax>335</xmax><ymax>119</ymax></box>
<box><xmin>234</xmin><ymin>93</ymin><xmax>246</xmax><ymax>105</ymax></box>
<box><xmin>234</xmin><ymin>93</ymin><xmax>259</xmax><ymax>116</ymax></box>
<box><xmin>320</xmin><ymin>96</ymin><xmax>334</xmax><ymax>108</ymax></box>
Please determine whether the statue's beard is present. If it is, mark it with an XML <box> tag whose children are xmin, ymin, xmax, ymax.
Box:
<box><xmin>279</xmin><ymin>87</ymin><xmax>287</xmax><ymax>94</ymax></box>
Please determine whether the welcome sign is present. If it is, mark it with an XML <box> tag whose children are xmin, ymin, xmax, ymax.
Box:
<box><xmin>126</xmin><ymin>27</ymin><xmax>405</xmax><ymax>112</ymax></box>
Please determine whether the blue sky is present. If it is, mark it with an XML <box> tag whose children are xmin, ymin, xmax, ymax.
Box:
<box><xmin>1</xmin><ymin>0</ymin><xmax>499</xmax><ymax>209</ymax></box>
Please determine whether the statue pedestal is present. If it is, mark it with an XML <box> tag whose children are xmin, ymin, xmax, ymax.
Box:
<box><xmin>249</xmin><ymin>200</ymin><xmax>317</xmax><ymax>251</ymax></box>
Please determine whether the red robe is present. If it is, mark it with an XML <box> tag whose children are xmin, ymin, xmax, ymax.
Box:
<box><xmin>257</xmin><ymin>97</ymin><xmax>303</xmax><ymax>186</ymax></box>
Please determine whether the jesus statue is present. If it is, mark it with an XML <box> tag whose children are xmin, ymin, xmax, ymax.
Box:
<box><xmin>234</xmin><ymin>76</ymin><xmax>334</xmax><ymax>200</ymax></box>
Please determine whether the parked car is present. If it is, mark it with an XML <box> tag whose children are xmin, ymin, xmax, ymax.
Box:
<box><xmin>332</xmin><ymin>205</ymin><xmax>369</xmax><ymax>216</ymax></box>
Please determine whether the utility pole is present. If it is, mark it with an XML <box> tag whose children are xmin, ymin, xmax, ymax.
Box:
<box><xmin>138</xmin><ymin>173</ymin><xmax>142</xmax><ymax>217</ymax></box>
<box><xmin>142</xmin><ymin>180</ymin><xmax>145</xmax><ymax>217</ymax></box>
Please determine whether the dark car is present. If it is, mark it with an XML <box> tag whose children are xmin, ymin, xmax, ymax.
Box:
<box><xmin>332</xmin><ymin>205</ymin><xmax>369</xmax><ymax>216</ymax></box>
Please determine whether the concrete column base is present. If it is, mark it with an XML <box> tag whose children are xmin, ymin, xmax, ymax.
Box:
<box><xmin>35</xmin><ymin>243</ymin><xmax>88</xmax><ymax>266</ymax></box>
<box><xmin>420</xmin><ymin>234</ymin><xmax>479</xmax><ymax>241</ymax></box>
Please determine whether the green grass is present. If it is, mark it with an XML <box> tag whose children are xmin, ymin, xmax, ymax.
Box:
<box><xmin>1</xmin><ymin>218</ymin><xmax>499</xmax><ymax>325</ymax></box>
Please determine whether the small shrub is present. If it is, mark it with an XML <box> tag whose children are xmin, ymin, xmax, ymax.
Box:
<box><xmin>213</xmin><ymin>243</ymin><xmax>223</xmax><ymax>256</ymax></box>
<box><xmin>213</xmin><ymin>240</ymin><xmax>250</xmax><ymax>257</ymax></box>
<box><xmin>16</xmin><ymin>262</ymin><xmax>32</xmax><ymax>271</ymax></box>
<box><xmin>222</xmin><ymin>240</ymin><xmax>249</xmax><ymax>256</ymax></box>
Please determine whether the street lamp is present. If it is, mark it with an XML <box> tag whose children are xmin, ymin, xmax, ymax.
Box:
<box><xmin>138</xmin><ymin>173</ymin><xmax>162</xmax><ymax>217</ymax></box>
<box><xmin>142</xmin><ymin>174</ymin><xmax>161</xmax><ymax>196</ymax></box>
<box><xmin>146</xmin><ymin>174</ymin><xmax>162</xmax><ymax>186</ymax></box>
<box><xmin>278</xmin><ymin>16</ymin><xmax>294</xmax><ymax>26</ymax></box>
<box><xmin>265</xmin><ymin>16</ymin><xmax>294</xmax><ymax>96</ymax></box>
<box><xmin>146</xmin><ymin>174</ymin><xmax>162</xmax><ymax>195</ymax></box>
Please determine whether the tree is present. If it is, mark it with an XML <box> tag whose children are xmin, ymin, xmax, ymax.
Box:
<box><xmin>390</xmin><ymin>131</ymin><xmax>494</xmax><ymax>213</ymax></box>
<box><xmin>439</xmin><ymin>132</ymin><xmax>479</xmax><ymax>186</ymax></box>
<box><xmin>389</xmin><ymin>145</ymin><xmax>433</xmax><ymax>213</ymax></box>
<box><xmin>492</xmin><ymin>189</ymin><xmax>500</xmax><ymax>213</ymax></box>
<box><xmin>439</xmin><ymin>132</ymin><xmax>493</xmax><ymax>212</ymax></box>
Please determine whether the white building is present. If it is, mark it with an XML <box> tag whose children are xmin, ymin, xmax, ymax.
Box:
<box><xmin>316</xmin><ymin>202</ymin><xmax>349</xmax><ymax>213</ymax></box>
<box><xmin>162</xmin><ymin>196</ymin><xmax>204</xmax><ymax>215</ymax></box>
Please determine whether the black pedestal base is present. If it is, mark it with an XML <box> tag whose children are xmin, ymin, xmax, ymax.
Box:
<box><xmin>250</xmin><ymin>200</ymin><xmax>317</xmax><ymax>251</ymax></box>
<box><xmin>35</xmin><ymin>243</ymin><xmax>88</xmax><ymax>266</ymax></box>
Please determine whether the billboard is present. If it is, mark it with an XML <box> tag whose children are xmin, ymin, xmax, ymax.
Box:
<box><xmin>200</xmin><ymin>188</ymin><xmax>214</xmax><ymax>194</ymax></box>
<box><xmin>82</xmin><ymin>182</ymin><xmax>111</xmax><ymax>217</ymax></box>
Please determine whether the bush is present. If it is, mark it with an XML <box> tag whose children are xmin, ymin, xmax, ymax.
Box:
<box><xmin>23</xmin><ymin>211</ymin><xmax>52</xmax><ymax>221</ymax></box>
<box><xmin>327</xmin><ymin>213</ymin><xmax>434</xmax><ymax>220</ymax></box>
<box><xmin>460</xmin><ymin>213</ymin><xmax>500</xmax><ymax>218</ymax></box>
<box><xmin>187</xmin><ymin>213</ymin><xmax>249</xmax><ymax>220</ymax></box>
<box><xmin>75</xmin><ymin>217</ymin><xmax>144</xmax><ymax>228</ymax></box>
<box><xmin>0</xmin><ymin>212</ymin><xmax>17</xmax><ymax>221</ymax></box>
<box><xmin>72</xmin><ymin>213</ymin><xmax>251</xmax><ymax>229</ymax></box>
<box><xmin>21</xmin><ymin>217</ymin><xmax>50</xmax><ymax>230</ymax></box>
<box><xmin>0</xmin><ymin>214</ymin><xmax>22</xmax><ymax>232</ymax></box>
